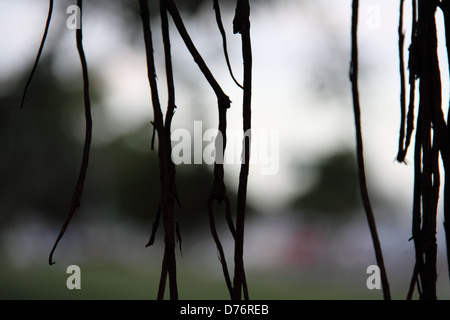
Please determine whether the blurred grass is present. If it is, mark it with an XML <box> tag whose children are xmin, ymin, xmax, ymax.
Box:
<box><xmin>0</xmin><ymin>263</ymin><xmax>392</xmax><ymax>300</ymax></box>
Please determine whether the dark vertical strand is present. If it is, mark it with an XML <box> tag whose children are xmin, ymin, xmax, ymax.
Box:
<box><xmin>418</xmin><ymin>93</ymin><xmax>434</xmax><ymax>299</ymax></box>
<box><xmin>164</xmin><ymin>0</ymin><xmax>236</xmax><ymax>297</ymax></box>
<box><xmin>207</xmin><ymin>199</ymin><xmax>234</xmax><ymax>298</ymax></box>
<box><xmin>397</xmin><ymin>0</ymin><xmax>407</xmax><ymax>162</ymax></box>
<box><xmin>406</xmin><ymin>264</ymin><xmax>420</xmax><ymax>299</ymax></box>
<box><xmin>411</xmin><ymin>0</ymin><xmax>442</xmax><ymax>299</ymax></box>
<box><xmin>165</xmin><ymin>0</ymin><xmax>231</xmax><ymax>104</ymax></box>
<box><xmin>437</xmin><ymin>0</ymin><xmax>450</xmax><ymax>282</ymax></box>
<box><xmin>20</xmin><ymin>0</ymin><xmax>54</xmax><ymax>109</ymax></box>
<box><xmin>160</xmin><ymin>0</ymin><xmax>179</xmax><ymax>299</ymax></box>
<box><xmin>145</xmin><ymin>203</ymin><xmax>161</xmax><ymax>247</ymax></box>
<box><xmin>405</xmin><ymin>0</ymin><xmax>422</xmax><ymax>297</ymax></box>
<box><xmin>213</xmin><ymin>0</ymin><xmax>243</xmax><ymax>89</ymax></box>
<box><xmin>233</xmin><ymin>0</ymin><xmax>251</xmax><ymax>301</ymax></box>
<box><xmin>49</xmin><ymin>0</ymin><xmax>92</xmax><ymax>265</ymax></box>
<box><xmin>445</xmin><ymin>163</ymin><xmax>450</xmax><ymax>284</ymax></box>
<box><xmin>410</xmin><ymin>111</ymin><xmax>424</xmax><ymax>298</ymax></box>
<box><xmin>349</xmin><ymin>0</ymin><xmax>391</xmax><ymax>300</ymax></box>
<box><xmin>139</xmin><ymin>0</ymin><xmax>178</xmax><ymax>300</ymax></box>
<box><xmin>207</xmin><ymin>96</ymin><xmax>234</xmax><ymax>297</ymax></box>
<box><xmin>157</xmin><ymin>251</ymin><xmax>169</xmax><ymax>299</ymax></box>
<box><xmin>161</xmin><ymin>0</ymin><xmax>176</xmax><ymax>127</ymax></box>
<box><xmin>401</xmin><ymin>0</ymin><xmax>418</xmax><ymax>162</ymax></box>
<box><xmin>139</xmin><ymin>0</ymin><xmax>164</xmax><ymax>128</ymax></box>
<box><xmin>429</xmin><ymin>135</ymin><xmax>440</xmax><ymax>290</ymax></box>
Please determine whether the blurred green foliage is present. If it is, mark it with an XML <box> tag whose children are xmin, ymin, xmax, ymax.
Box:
<box><xmin>290</xmin><ymin>151</ymin><xmax>362</xmax><ymax>222</ymax></box>
<box><xmin>0</xmin><ymin>55</ymin><xmax>82</xmax><ymax>225</ymax></box>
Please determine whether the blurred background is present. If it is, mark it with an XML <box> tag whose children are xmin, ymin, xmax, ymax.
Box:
<box><xmin>1</xmin><ymin>0</ymin><xmax>450</xmax><ymax>299</ymax></box>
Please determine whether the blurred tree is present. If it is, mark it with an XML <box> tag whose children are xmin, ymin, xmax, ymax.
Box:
<box><xmin>0</xmin><ymin>55</ymin><xmax>85</xmax><ymax>225</ymax></box>
<box><xmin>290</xmin><ymin>150</ymin><xmax>361</xmax><ymax>222</ymax></box>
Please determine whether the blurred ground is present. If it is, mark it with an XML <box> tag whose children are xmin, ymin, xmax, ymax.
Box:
<box><xmin>1</xmin><ymin>212</ymin><xmax>450</xmax><ymax>300</ymax></box>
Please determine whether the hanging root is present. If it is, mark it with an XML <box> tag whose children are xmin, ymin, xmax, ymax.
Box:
<box><xmin>233</xmin><ymin>0</ymin><xmax>252</xmax><ymax>301</ymax></box>
<box><xmin>139</xmin><ymin>0</ymin><xmax>179</xmax><ymax>300</ymax></box>
<box><xmin>213</xmin><ymin>0</ymin><xmax>243</xmax><ymax>89</ymax></box>
<box><xmin>406</xmin><ymin>0</ymin><xmax>443</xmax><ymax>300</ymax></box>
<box><xmin>20</xmin><ymin>0</ymin><xmax>54</xmax><ymax>109</ymax></box>
<box><xmin>49</xmin><ymin>0</ymin><xmax>92</xmax><ymax>265</ymax></box>
<box><xmin>436</xmin><ymin>0</ymin><xmax>450</xmax><ymax>285</ymax></box>
<box><xmin>350</xmin><ymin>0</ymin><xmax>391</xmax><ymax>300</ymax></box>
<box><xmin>208</xmin><ymin>196</ymin><xmax>234</xmax><ymax>298</ymax></box>
<box><xmin>146</xmin><ymin>203</ymin><xmax>161</xmax><ymax>247</ymax></box>
<box><xmin>397</xmin><ymin>0</ymin><xmax>407</xmax><ymax>162</ymax></box>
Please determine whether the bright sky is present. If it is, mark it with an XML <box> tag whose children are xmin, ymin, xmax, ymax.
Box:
<box><xmin>2</xmin><ymin>0</ymin><xmax>449</xmax><ymax>216</ymax></box>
